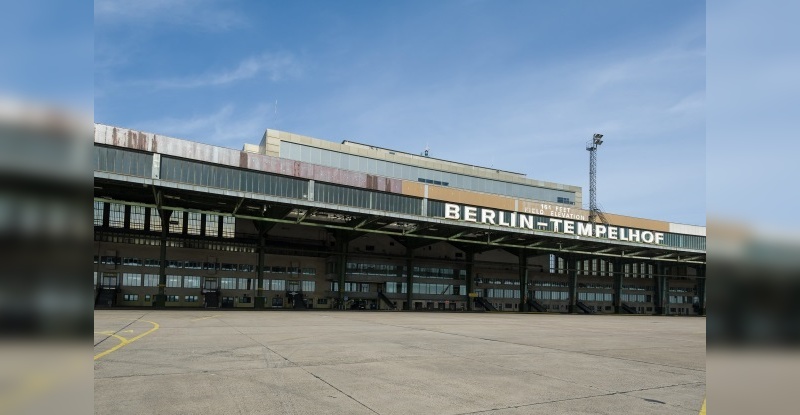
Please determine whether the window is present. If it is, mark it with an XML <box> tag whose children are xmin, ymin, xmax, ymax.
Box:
<box><xmin>238</xmin><ymin>264</ymin><xmax>255</xmax><ymax>273</ymax></box>
<box><xmin>122</xmin><ymin>257</ymin><xmax>142</xmax><ymax>266</ymax></box>
<box><xmin>237</xmin><ymin>278</ymin><xmax>251</xmax><ymax>290</ymax></box>
<box><xmin>302</xmin><ymin>281</ymin><xmax>315</xmax><ymax>292</ymax></box>
<box><xmin>166</xmin><ymin>275</ymin><xmax>181</xmax><ymax>288</ymax></box>
<box><xmin>184</xmin><ymin>261</ymin><xmax>202</xmax><ymax>270</ymax></box>
<box><xmin>166</xmin><ymin>295</ymin><xmax>180</xmax><ymax>302</ymax></box>
<box><xmin>144</xmin><ymin>258</ymin><xmax>160</xmax><ymax>267</ymax></box>
<box><xmin>222</xmin><ymin>216</ymin><xmax>235</xmax><ymax>238</ymax></box>
<box><xmin>109</xmin><ymin>203</ymin><xmax>125</xmax><ymax>228</ymax></box>
<box><xmin>143</xmin><ymin>274</ymin><xmax>159</xmax><ymax>287</ymax></box>
<box><xmin>130</xmin><ymin>206</ymin><xmax>146</xmax><ymax>230</ymax></box>
<box><xmin>184</xmin><ymin>295</ymin><xmax>199</xmax><ymax>302</ymax></box>
<box><xmin>168</xmin><ymin>211</ymin><xmax>183</xmax><ymax>234</ymax></box>
<box><xmin>317</xmin><ymin>298</ymin><xmax>328</xmax><ymax>305</ymax></box>
<box><xmin>183</xmin><ymin>276</ymin><xmax>201</xmax><ymax>288</ymax></box>
<box><xmin>271</xmin><ymin>280</ymin><xmax>285</xmax><ymax>291</ymax></box>
<box><xmin>220</xmin><ymin>278</ymin><xmax>236</xmax><ymax>289</ymax></box>
<box><xmin>167</xmin><ymin>260</ymin><xmax>183</xmax><ymax>269</ymax></box>
<box><xmin>205</xmin><ymin>214</ymin><xmax>219</xmax><ymax>237</ymax></box>
<box><xmin>122</xmin><ymin>273</ymin><xmax>141</xmax><ymax>286</ymax></box>
<box><xmin>94</xmin><ymin>201</ymin><xmax>104</xmax><ymax>226</ymax></box>
<box><xmin>150</xmin><ymin>209</ymin><xmax>162</xmax><ymax>232</ymax></box>
<box><xmin>123</xmin><ymin>294</ymin><xmax>139</xmax><ymax>301</ymax></box>
<box><xmin>187</xmin><ymin>212</ymin><xmax>202</xmax><ymax>235</ymax></box>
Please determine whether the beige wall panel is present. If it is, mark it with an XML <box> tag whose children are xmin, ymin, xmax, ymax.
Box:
<box><xmin>426</xmin><ymin>186</ymin><xmax>515</xmax><ymax>211</ymax></box>
<box><xmin>603</xmin><ymin>214</ymin><xmax>670</xmax><ymax>232</ymax></box>
<box><xmin>402</xmin><ymin>181</ymin><xmax>426</xmax><ymax>198</ymax></box>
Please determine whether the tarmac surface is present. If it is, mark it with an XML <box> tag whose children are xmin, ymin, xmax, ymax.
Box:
<box><xmin>94</xmin><ymin>311</ymin><xmax>705</xmax><ymax>414</ymax></box>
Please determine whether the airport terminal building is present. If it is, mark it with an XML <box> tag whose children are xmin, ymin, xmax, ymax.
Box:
<box><xmin>93</xmin><ymin>124</ymin><xmax>706</xmax><ymax>315</ymax></box>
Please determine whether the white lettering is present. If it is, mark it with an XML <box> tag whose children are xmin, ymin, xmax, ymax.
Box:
<box><xmin>445</xmin><ymin>203</ymin><xmax>460</xmax><ymax>220</ymax></box>
<box><xmin>619</xmin><ymin>228</ymin><xmax>628</xmax><ymax>241</ymax></box>
<box><xmin>498</xmin><ymin>212</ymin><xmax>510</xmax><ymax>226</ymax></box>
<box><xmin>608</xmin><ymin>226</ymin><xmax>618</xmax><ymax>239</ymax></box>
<box><xmin>549</xmin><ymin>218</ymin><xmax>563</xmax><ymax>232</ymax></box>
<box><xmin>464</xmin><ymin>206</ymin><xmax>478</xmax><ymax>222</ymax></box>
<box><xmin>564</xmin><ymin>220</ymin><xmax>574</xmax><ymax>234</ymax></box>
<box><xmin>577</xmin><ymin>222</ymin><xmax>593</xmax><ymax>237</ymax></box>
<box><xmin>595</xmin><ymin>225</ymin><xmax>607</xmax><ymax>238</ymax></box>
<box><xmin>481</xmin><ymin>209</ymin><xmax>496</xmax><ymax>224</ymax></box>
<box><xmin>642</xmin><ymin>231</ymin><xmax>654</xmax><ymax>243</ymax></box>
<box><xmin>519</xmin><ymin>214</ymin><xmax>534</xmax><ymax>229</ymax></box>
<box><xmin>655</xmin><ymin>233</ymin><xmax>664</xmax><ymax>245</ymax></box>
<box><xmin>628</xmin><ymin>229</ymin><xmax>640</xmax><ymax>242</ymax></box>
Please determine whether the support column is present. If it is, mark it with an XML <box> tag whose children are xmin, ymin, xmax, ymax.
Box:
<box><xmin>465</xmin><ymin>251</ymin><xmax>475</xmax><ymax>311</ymax></box>
<box><xmin>254</xmin><ymin>221</ymin><xmax>268</xmax><ymax>309</ymax></box>
<box><xmin>405</xmin><ymin>249</ymin><xmax>413</xmax><ymax>310</ymax></box>
<box><xmin>654</xmin><ymin>262</ymin><xmax>666</xmax><ymax>315</ymax></box>
<box><xmin>518</xmin><ymin>249</ymin><xmax>528</xmax><ymax>312</ymax></box>
<box><xmin>696</xmin><ymin>265</ymin><xmax>706</xmax><ymax>316</ymax></box>
<box><xmin>568</xmin><ymin>255</ymin><xmax>578</xmax><ymax>314</ymax></box>
<box><xmin>613</xmin><ymin>258</ymin><xmax>623</xmax><ymax>314</ymax></box>
<box><xmin>337</xmin><ymin>232</ymin><xmax>349</xmax><ymax>309</ymax></box>
<box><xmin>154</xmin><ymin>208</ymin><xmax>172</xmax><ymax>308</ymax></box>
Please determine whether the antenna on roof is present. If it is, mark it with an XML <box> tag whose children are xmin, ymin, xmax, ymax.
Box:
<box><xmin>422</xmin><ymin>143</ymin><xmax>430</xmax><ymax>157</ymax></box>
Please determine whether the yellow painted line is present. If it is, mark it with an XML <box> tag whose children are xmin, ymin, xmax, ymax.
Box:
<box><xmin>94</xmin><ymin>331</ymin><xmax>128</xmax><ymax>344</ymax></box>
<box><xmin>191</xmin><ymin>314</ymin><xmax>220</xmax><ymax>321</ymax></box>
<box><xmin>94</xmin><ymin>320</ymin><xmax>159</xmax><ymax>361</ymax></box>
<box><xmin>699</xmin><ymin>398</ymin><xmax>706</xmax><ymax>415</ymax></box>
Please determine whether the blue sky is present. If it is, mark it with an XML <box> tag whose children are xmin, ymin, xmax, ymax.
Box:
<box><xmin>94</xmin><ymin>0</ymin><xmax>706</xmax><ymax>226</ymax></box>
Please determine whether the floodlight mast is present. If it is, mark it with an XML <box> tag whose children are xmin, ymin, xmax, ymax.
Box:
<box><xmin>586</xmin><ymin>133</ymin><xmax>608</xmax><ymax>225</ymax></box>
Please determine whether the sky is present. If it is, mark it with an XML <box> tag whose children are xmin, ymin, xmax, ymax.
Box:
<box><xmin>94</xmin><ymin>0</ymin><xmax>706</xmax><ymax>226</ymax></box>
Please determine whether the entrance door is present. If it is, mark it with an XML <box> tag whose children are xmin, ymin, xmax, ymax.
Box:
<box><xmin>287</xmin><ymin>281</ymin><xmax>300</xmax><ymax>293</ymax></box>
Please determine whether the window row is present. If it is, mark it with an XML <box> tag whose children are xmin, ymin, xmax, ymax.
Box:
<box><xmin>578</xmin><ymin>292</ymin><xmax>614</xmax><ymax>302</ymax></box>
<box><xmin>280</xmin><ymin>142</ymin><xmax>576</xmax><ymax>204</ymax></box>
<box><xmin>160</xmin><ymin>156</ymin><xmax>307</xmax><ymax>199</ymax></box>
<box><xmin>484</xmin><ymin>288</ymin><xmax>520</xmax><ymax>299</ymax></box>
<box><xmin>94</xmin><ymin>201</ymin><xmax>234</xmax><ymax>237</ymax></box>
<box><xmin>94</xmin><ymin>145</ymin><xmax>153</xmax><ymax>178</ymax></box>
<box><xmin>315</xmin><ymin>183</ymin><xmax>422</xmax><ymax>215</ymax></box>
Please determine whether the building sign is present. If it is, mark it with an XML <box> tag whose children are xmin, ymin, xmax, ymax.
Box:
<box><xmin>443</xmin><ymin>203</ymin><xmax>664</xmax><ymax>245</ymax></box>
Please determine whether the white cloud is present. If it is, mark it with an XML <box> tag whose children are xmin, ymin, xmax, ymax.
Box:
<box><xmin>135</xmin><ymin>103</ymin><xmax>276</xmax><ymax>149</ymax></box>
<box><xmin>95</xmin><ymin>0</ymin><xmax>246</xmax><ymax>31</ymax></box>
<box><xmin>146</xmin><ymin>53</ymin><xmax>301</xmax><ymax>89</ymax></box>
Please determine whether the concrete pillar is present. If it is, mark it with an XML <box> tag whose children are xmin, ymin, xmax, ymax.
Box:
<box><xmin>518</xmin><ymin>249</ymin><xmax>528</xmax><ymax>312</ymax></box>
<box><xmin>465</xmin><ymin>251</ymin><xmax>475</xmax><ymax>311</ymax></box>
<box><xmin>337</xmin><ymin>233</ymin><xmax>349</xmax><ymax>309</ymax></box>
<box><xmin>613</xmin><ymin>258</ymin><xmax>623</xmax><ymax>314</ymax></box>
<box><xmin>654</xmin><ymin>262</ymin><xmax>667</xmax><ymax>315</ymax></box>
<box><xmin>154</xmin><ymin>208</ymin><xmax>172</xmax><ymax>308</ymax></box>
<box><xmin>405</xmin><ymin>249</ymin><xmax>413</xmax><ymax>310</ymax></box>
<box><xmin>568</xmin><ymin>255</ymin><xmax>578</xmax><ymax>314</ymax></box>
<box><xmin>255</xmin><ymin>228</ymin><xmax>266</xmax><ymax>309</ymax></box>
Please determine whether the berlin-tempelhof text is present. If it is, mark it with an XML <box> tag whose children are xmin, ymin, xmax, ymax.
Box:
<box><xmin>443</xmin><ymin>203</ymin><xmax>665</xmax><ymax>245</ymax></box>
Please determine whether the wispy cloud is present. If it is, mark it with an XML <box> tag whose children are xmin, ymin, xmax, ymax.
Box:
<box><xmin>95</xmin><ymin>0</ymin><xmax>246</xmax><ymax>31</ymax></box>
<box><xmin>135</xmin><ymin>103</ymin><xmax>277</xmax><ymax>149</ymax></box>
<box><xmin>145</xmin><ymin>53</ymin><xmax>301</xmax><ymax>90</ymax></box>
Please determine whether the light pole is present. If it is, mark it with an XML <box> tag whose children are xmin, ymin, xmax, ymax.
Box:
<box><xmin>586</xmin><ymin>133</ymin><xmax>607</xmax><ymax>225</ymax></box>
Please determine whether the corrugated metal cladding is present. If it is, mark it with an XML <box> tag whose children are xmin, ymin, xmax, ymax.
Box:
<box><xmin>94</xmin><ymin>124</ymin><xmax>403</xmax><ymax>194</ymax></box>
